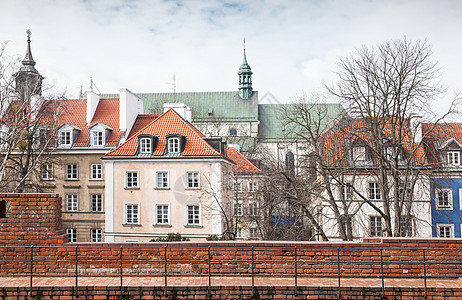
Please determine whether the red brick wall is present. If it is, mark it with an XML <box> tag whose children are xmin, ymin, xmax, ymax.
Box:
<box><xmin>0</xmin><ymin>194</ymin><xmax>461</xmax><ymax>281</ymax></box>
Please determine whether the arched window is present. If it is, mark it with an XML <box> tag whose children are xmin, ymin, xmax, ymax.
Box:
<box><xmin>285</xmin><ymin>151</ymin><xmax>295</xmax><ymax>167</ymax></box>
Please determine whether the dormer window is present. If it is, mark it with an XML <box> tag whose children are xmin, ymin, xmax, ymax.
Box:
<box><xmin>89</xmin><ymin>123</ymin><xmax>112</xmax><ymax>148</ymax></box>
<box><xmin>92</xmin><ymin>131</ymin><xmax>104</xmax><ymax>146</ymax></box>
<box><xmin>168</xmin><ymin>137</ymin><xmax>179</xmax><ymax>153</ymax></box>
<box><xmin>140</xmin><ymin>138</ymin><xmax>152</xmax><ymax>153</ymax></box>
<box><xmin>59</xmin><ymin>130</ymin><xmax>71</xmax><ymax>145</ymax></box>
<box><xmin>447</xmin><ymin>151</ymin><xmax>460</xmax><ymax>165</ymax></box>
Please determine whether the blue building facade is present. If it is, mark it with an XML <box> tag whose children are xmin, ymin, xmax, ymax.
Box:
<box><xmin>431</xmin><ymin>177</ymin><xmax>462</xmax><ymax>238</ymax></box>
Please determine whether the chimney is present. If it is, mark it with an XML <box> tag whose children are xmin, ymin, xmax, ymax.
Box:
<box><xmin>410</xmin><ymin>115</ymin><xmax>422</xmax><ymax>143</ymax></box>
<box><xmin>163</xmin><ymin>103</ymin><xmax>192</xmax><ymax>122</ymax></box>
<box><xmin>119</xmin><ymin>88</ymin><xmax>143</xmax><ymax>141</ymax></box>
<box><xmin>86</xmin><ymin>91</ymin><xmax>100</xmax><ymax>125</ymax></box>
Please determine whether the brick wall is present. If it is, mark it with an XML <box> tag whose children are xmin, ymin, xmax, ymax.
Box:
<box><xmin>0</xmin><ymin>194</ymin><xmax>461</xmax><ymax>283</ymax></box>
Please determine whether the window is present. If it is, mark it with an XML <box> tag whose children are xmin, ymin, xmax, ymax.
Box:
<box><xmin>91</xmin><ymin>164</ymin><xmax>102</xmax><ymax>180</ymax></box>
<box><xmin>370</xmin><ymin>216</ymin><xmax>382</xmax><ymax>237</ymax></box>
<box><xmin>369</xmin><ymin>182</ymin><xmax>381</xmax><ymax>200</ymax></box>
<box><xmin>125</xmin><ymin>171</ymin><xmax>139</xmax><ymax>188</ymax></box>
<box><xmin>125</xmin><ymin>204</ymin><xmax>139</xmax><ymax>224</ymax></box>
<box><xmin>92</xmin><ymin>131</ymin><xmax>104</xmax><ymax>146</ymax></box>
<box><xmin>59</xmin><ymin>130</ymin><xmax>71</xmax><ymax>145</ymax></box>
<box><xmin>229</xmin><ymin>128</ymin><xmax>237</xmax><ymax>136</ymax></box>
<box><xmin>399</xmin><ymin>182</ymin><xmax>412</xmax><ymax>201</ymax></box>
<box><xmin>341</xmin><ymin>183</ymin><xmax>352</xmax><ymax>200</ymax></box>
<box><xmin>249</xmin><ymin>182</ymin><xmax>258</xmax><ymax>192</ymax></box>
<box><xmin>436</xmin><ymin>189</ymin><xmax>452</xmax><ymax>209</ymax></box>
<box><xmin>91</xmin><ymin>194</ymin><xmax>102</xmax><ymax>212</ymax></box>
<box><xmin>233</xmin><ymin>182</ymin><xmax>242</xmax><ymax>192</ymax></box>
<box><xmin>156</xmin><ymin>204</ymin><xmax>169</xmax><ymax>225</ymax></box>
<box><xmin>249</xmin><ymin>228</ymin><xmax>258</xmax><ymax>239</ymax></box>
<box><xmin>0</xmin><ymin>200</ymin><xmax>7</xmax><ymax>218</ymax></box>
<box><xmin>339</xmin><ymin>215</ymin><xmax>352</xmax><ymax>236</ymax></box>
<box><xmin>437</xmin><ymin>224</ymin><xmax>453</xmax><ymax>238</ymax></box>
<box><xmin>187</xmin><ymin>205</ymin><xmax>200</xmax><ymax>225</ymax></box>
<box><xmin>41</xmin><ymin>164</ymin><xmax>53</xmax><ymax>180</ymax></box>
<box><xmin>66</xmin><ymin>194</ymin><xmax>77</xmax><ymax>211</ymax></box>
<box><xmin>66</xmin><ymin>164</ymin><xmax>78</xmax><ymax>180</ymax></box>
<box><xmin>187</xmin><ymin>172</ymin><xmax>200</xmax><ymax>188</ymax></box>
<box><xmin>156</xmin><ymin>171</ymin><xmax>169</xmax><ymax>188</ymax></box>
<box><xmin>234</xmin><ymin>203</ymin><xmax>243</xmax><ymax>216</ymax></box>
<box><xmin>236</xmin><ymin>228</ymin><xmax>242</xmax><ymax>238</ymax></box>
<box><xmin>140</xmin><ymin>138</ymin><xmax>152</xmax><ymax>153</ymax></box>
<box><xmin>66</xmin><ymin>228</ymin><xmax>77</xmax><ymax>242</ymax></box>
<box><xmin>167</xmin><ymin>137</ymin><xmax>180</xmax><ymax>153</ymax></box>
<box><xmin>91</xmin><ymin>229</ymin><xmax>102</xmax><ymax>242</ymax></box>
<box><xmin>400</xmin><ymin>216</ymin><xmax>413</xmax><ymax>237</ymax></box>
<box><xmin>249</xmin><ymin>202</ymin><xmax>258</xmax><ymax>216</ymax></box>
<box><xmin>447</xmin><ymin>151</ymin><xmax>460</xmax><ymax>165</ymax></box>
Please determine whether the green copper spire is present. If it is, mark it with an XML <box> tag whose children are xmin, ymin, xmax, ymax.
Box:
<box><xmin>238</xmin><ymin>39</ymin><xmax>253</xmax><ymax>99</ymax></box>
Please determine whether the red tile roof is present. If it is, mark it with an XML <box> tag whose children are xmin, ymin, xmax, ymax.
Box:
<box><xmin>105</xmin><ymin>108</ymin><xmax>222</xmax><ymax>157</ymax></box>
<box><xmin>127</xmin><ymin>114</ymin><xmax>160</xmax><ymax>139</ymax></box>
<box><xmin>322</xmin><ymin>117</ymin><xmax>427</xmax><ymax>167</ymax></box>
<box><xmin>53</xmin><ymin>98</ymin><xmax>124</xmax><ymax>148</ymax></box>
<box><xmin>227</xmin><ymin>148</ymin><xmax>262</xmax><ymax>174</ymax></box>
<box><xmin>422</xmin><ymin>123</ymin><xmax>462</xmax><ymax>166</ymax></box>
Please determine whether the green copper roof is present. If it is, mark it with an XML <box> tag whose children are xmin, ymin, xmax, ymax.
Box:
<box><xmin>101</xmin><ymin>91</ymin><xmax>259</xmax><ymax>122</ymax></box>
<box><xmin>258</xmin><ymin>103</ymin><xmax>346</xmax><ymax>141</ymax></box>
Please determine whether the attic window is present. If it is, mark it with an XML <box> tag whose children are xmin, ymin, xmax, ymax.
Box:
<box><xmin>140</xmin><ymin>138</ymin><xmax>152</xmax><ymax>153</ymax></box>
<box><xmin>168</xmin><ymin>137</ymin><xmax>180</xmax><ymax>153</ymax></box>
<box><xmin>447</xmin><ymin>151</ymin><xmax>460</xmax><ymax>165</ymax></box>
<box><xmin>59</xmin><ymin>130</ymin><xmax>71</xmax><ymax>145</ymax></box>
<box><xmin>92</xmin><ymin>131</ymin><xmax>104</xmax><ymax>146</ymax></box>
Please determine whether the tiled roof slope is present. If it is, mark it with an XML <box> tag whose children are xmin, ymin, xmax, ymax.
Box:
<box><xmin>101</xmin><ymin>91</ymin><xmax>259</xmax><ymax>122</ymax></box>
<box><xmin>322</xmin><ymin>117</ymin><xmax>427</xmax><ymax>167</ymax></box>
<box><xmin>53</xmin><ymin>98</ymin><xmax>123</xmax><ymax>148</ymax></box>
<box><xmin>258</xmin><ymin>103</ymin><xmax>345</xmax><ymax>141</ymax></box>
<box><xmin>227</xmin><ymin>148</ymin><xmax>262</xmax><ymax>174</ymax></box>
<box><xmin>105</xmin><ymin>109</ymin><xmax>222</xmax><ymax>157</ymax></box>
<box><xmin>127</xmin><ymin>114</ymin><xmax>160</xmax><ymax>139</ymax></box>
<box><xmin>422</xmin><ymin>123</ymin><xmax>462</xmax><ymax>166</ymax></box>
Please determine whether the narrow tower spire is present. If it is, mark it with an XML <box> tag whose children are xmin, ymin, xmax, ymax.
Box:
<box><xmin>15</xmin><ymin>29</ymin><xmax>43</xmax><ymax>99</ymax></box>
<box><xmin>238</xmin><ymin>38</ymin><xmax>253</xmax><ymax>99</ymax></box>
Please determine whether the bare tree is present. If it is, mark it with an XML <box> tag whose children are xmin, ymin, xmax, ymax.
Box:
<box><xmin>0</xmin><ymin>39</ymin><xmax>65</xmax><ymax>192</ymax></box>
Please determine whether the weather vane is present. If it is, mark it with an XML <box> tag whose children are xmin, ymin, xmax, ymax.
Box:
<box><xmin>26</xmin><ymin>29</ymin><xmax>32</xmax><ymax>41</ymax></box>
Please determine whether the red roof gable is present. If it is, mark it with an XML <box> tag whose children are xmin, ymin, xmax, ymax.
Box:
<box><xmin>227</xmin><ymin>148</ymin><xmax>262</xmax><ymax>174</ymax></box>
<box><xmin>105</xmin><ymin>109</ymin><xmax>222</xmax><ymax>157</ymax></box>
<box><xmin>127</xmin><ymin>114</ymin><xmax>160</xmax><ymax>139</ymax></box>
<box><xmin>422</xmin><ymin>123</ymin><xmax>462</xmax><ymax>166</ymax></box>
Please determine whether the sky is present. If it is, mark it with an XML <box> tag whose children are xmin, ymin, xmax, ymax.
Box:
<box><xmin>0</xmin><ymin>0</ymin><xmax>461</xmax><ymax>116</ymax></box>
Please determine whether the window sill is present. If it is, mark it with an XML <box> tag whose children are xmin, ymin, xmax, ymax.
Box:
<box><xmin>152</xmin><ymin>224</ymin><xmax>172</xmax><ymax>228</ymax></box>
<box><xmin>185</xmin><ymin>187</ymin><xmax>200</xmax><ymax>190</ymax></box>
<box><xmin>184</xmin><ymin>224</ymin><xmax>203</xmax><ymax>228</ymax></box>
<box><xmin>155</xmin><ymin>187</ymin><xmax>170</xmax><ymax>190</ymax></box>
<box><xmin>65</xmin><ymin>179</ymin><xmax>79</xmax><ymax>181</ymax></box>
<box><xmin>89</xmin><ymin>178</ymin><xmax>104</xmax><ymax>181</ymax></box>
<box><xmin>40</xmin><ymin>178</ymin><xmax>54</xmax><ymax>181</ymax></box>
<box><xmin>123</xmin><ymin>223</ymin><xmax>141</xmax><ymax>227</ymax></box>
<box><xmin>63</xmin><ymin>184</ymin><xmax>81</xmax><ymax>189</ymax></box>
<box><xmin>124</xmin><ymin>187</ymin><xmax>140</xmax><ymax>190</ymax></box>
<box><xmin>436</xmin><ymin>206</ymin><xmax>453</xmax><ymax>210</ymax></box>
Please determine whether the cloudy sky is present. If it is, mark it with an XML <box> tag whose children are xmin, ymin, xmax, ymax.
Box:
<box><xmin>0</xmin><ymin>0</ymin><xmax>461</xmax><ymax>114</ymax></box>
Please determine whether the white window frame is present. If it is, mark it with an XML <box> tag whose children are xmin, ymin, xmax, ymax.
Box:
<box><xmin>167</xmin><ymin>137</ymin><xmax>180</xmax><ymax>153</ymax></box>
<box><xmin>234</xmin><ymin>203</ymin><xmax>243</xmax><ymax>216</ymax></box>
<box><xmin>156</xmin><ymin>171</ymin><xmax>169</xmax><ymax>189</ymax></box>
<box><xmin>66</xmin><ymin>194</ymin><xmax>78</xmax><ymax>211</ymax></box>
<box><xmin>125</xmin><ymin>171</ymin><xmax>139</xmax><ymax>189</ymax></box>
<box><xmin>399</xmin><ymin>216</ymin><xmax>414</xmax><ymax>237</ymax></box>
<box><xmin>186</xmin><ymin>204</ymin><xmax>201</xmax><ymax>225</ymax></box>
<box><xmin>91</xmin><ymin>164</ymin><xmax>103</xmax><ymax>180</ymax></box>
<box><xmin>140</xmin><ymin>137</ymin><xmax>152</xmax><ymax>153</ymax></box>
<box><xmin>437</xmin><ymin>224</ymin><xmax>454</xmax><ymax>238</ymax></box>
<box><xmin>341</xmin><ymin>182</ymin><xmax>352</xmax><ymax>200</ymax></box>
<box><xmin>66</xmin><ymin>164</ymin><xmax>78</xmax><ymax>180</ymax></box>
<box><xmin>59</xmin><ymin>130</ymin><xmax>71</xmax><ymax>146</ymax></box>
<box><xmin>447</xmin><ymin>151</ymin><xmax>460</xmax><ymax>166</ymax></box>
<box><xmin>155</xmin><ymin>204</ymin><xmax>170</xmax><ymax>225</ymax></box>
<box><xmin>369</xmin><ymin>216</ymin><xmax>382</xmax><ymax>237</ymax></box>
<box><xmin>249</xmin><ymin>202</ymin><xmax>258</xmax><ymax>216</ymax></box>
<box><xmin>124</xmin><ymin>203</ymin><xmax>139</xmax><ymax>225</ymax></box>
<box><xmin>66</xmin><ymin>228</ymin><xmax>77</xmax><ymax>242</ymax></box>
<box><xmin>369</xmin><ymin>182</ymin><xmax>381</xmax><ymax>200</ymax></box>
<box><xmin>186</xmin><ymin>171</ymin><xmax>200</xmax><ymax>189</ymax></box>
<box><xmin>233</xmin><ymin>182</ymin><xmax>242</xmax><ymax>193</ymax></box>
<box><xmin>459</xmin><ymin>188</ymin><xmax>462</xmax><ymax>211</ymax></box>
<box><xmin>248</xmin><ymin>182</ymin><xmax>258</xmax><ymax>192</ymax></box>
<box><xmin>436</xmin><ymin>188</ymin><xmax>453</xmax><ymax>210</ymax></box>
<box><xmin>92</xmin><ymin>130</ymin><xmax>104</xmax><ymax>147</ymax></box>
<box><xmin>249</xmin><ymin>228</ymin><xmax>258</xmax><ymax>239</ymax></box>
<box><xmin>236</xmin><ymin>227</ymin><xmax>242</xmax><ymax>238</ymax></box>
<box><xmin>91</xmin><ymin>228</ymin><xmax>102</xmax><ymax>242</ymax></box>
<box><xmin>41</xmin><ymin>164</ymin><xmax>53</xmax><ymax>180</ymax></box>
<box><xmin>91</xmin><ymin>194</ymin><xmax>102</xmax><ymax>212</ymax></box>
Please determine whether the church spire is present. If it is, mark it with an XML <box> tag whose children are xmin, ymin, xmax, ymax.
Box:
<box><xmin>238</xmin><ymin>38</ymin><xmax>253</xmax><ymax>99</ymax></box>
<box><xmin>15</xmin><ymin>30</ymin><xmax>43</xmax><ymax>99</ymax></box>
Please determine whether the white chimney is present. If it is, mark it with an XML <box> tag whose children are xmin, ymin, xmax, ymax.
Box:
<box><xmin>410</xmin><ymin>115</ymin><xmax>422</xmax><ymax>143</ymax></box>
<box><xmin>119</xmin><ymin>88</ymin><xmax>143</xmax><ymax>141</ymax></box>
<box><xmin>163</xmin><ymin>103</ymin><xmax>192</xmax><ymax>122</ymax></box>
<box><xmin>228</xmin><ymin>144</ymin><xmax>240</xmax><ymax>152</ymax></box>
<box><xmin>86</xmin><ymin>91</ymin><xmax>100</xmax><ymax>125</ymax></box>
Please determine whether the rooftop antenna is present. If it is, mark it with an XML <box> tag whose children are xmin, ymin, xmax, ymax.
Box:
<box><xmin>79</xmin><ymin>84</ymin><xmax>83</xmax><ymax>99</ymax></box>
<box><xmin>89</xmin><ymin>77</ymin><xmax>101</xmax><ymax>94</ymax></box>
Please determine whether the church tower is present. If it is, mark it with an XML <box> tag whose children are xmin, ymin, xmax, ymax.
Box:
<box><xmin>238</xmin><ymin>41</ymin><xmax>253</xmax><ymax>99</ymax></box>
<box><xmin>15</xmin><ymin>30</ymin><xmax>43</xmax><ymax>100</ymax></box>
